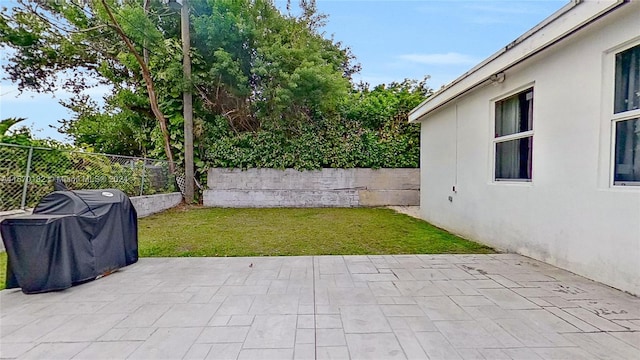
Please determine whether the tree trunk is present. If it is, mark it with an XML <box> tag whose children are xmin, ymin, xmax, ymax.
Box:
<box><xmin>100</xmin><ymin>0</ymin><xmax>175</xmax><ymax>173</ymax></box>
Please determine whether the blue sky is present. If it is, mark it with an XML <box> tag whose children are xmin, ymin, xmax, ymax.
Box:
<box><xmin>0</xmin><ymin>0</ymin><xmax>567</xmax><ymax>142</ymax></box>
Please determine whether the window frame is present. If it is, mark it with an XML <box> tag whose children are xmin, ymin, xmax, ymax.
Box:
<box><xmin>492</xmin><ymin>86</ymin><xmax>535</xmax><ymax>183</ymax></box>
<box><xmin>610</xmin><ymin>42</ymin><xmax>640</xmax><ymax>187</ymax></box>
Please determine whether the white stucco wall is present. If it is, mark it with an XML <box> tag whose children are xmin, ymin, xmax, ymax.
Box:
<box><xmin>419</xmin><ymin>3</ymin><xmax>640</xmax><ymax>295</ymax></box>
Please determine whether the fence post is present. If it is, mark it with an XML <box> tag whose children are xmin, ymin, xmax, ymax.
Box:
<box><xmin>139</xmin><ymin>159</ymin><xmax>146</xmax><ymax>196</ymax></box>
<box><xmin>20</xmin><ymin>146</ymin><xmax>34</xmax><ymax>210</ymax></box>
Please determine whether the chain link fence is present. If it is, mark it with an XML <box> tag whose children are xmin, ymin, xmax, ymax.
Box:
<box><xmin>0</xmin><ymin>143</ymin><xmax>178</xmax><ymax>212</ymax></box>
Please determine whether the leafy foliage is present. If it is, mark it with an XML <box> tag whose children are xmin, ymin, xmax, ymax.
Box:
<box><xmin>0</xmin><ymin>143</ymin><xmax>175</xmax><ymax>211</ymax></box>
<box><xmin>0</xmin><ymin>124</ymin><xmax>174</xmax><ymax>211</ymax></box>
<box><xmin>202</xmin><ymin>78</ymin><xmax>428</xmax><ymax>169</ymax></box>
<box><xmin>1</xmin><ymin>117</ymin><xmax>69</xmax><ymax>148</ymax></box>
<box><xmin>1</xmin><ymin>0</ymin><xmax>430</xmax><ymax>176</ymax></box>
<box><xmin>0</xmin><ymin>117</ymin><xmax>29</xmax><ymax>145</ymax></box>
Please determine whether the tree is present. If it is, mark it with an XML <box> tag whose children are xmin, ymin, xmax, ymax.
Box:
<box><xmin>342</xmin><ymin>77</ymin><xmax>431</xmax><ymax>130</ymax></box>
<box><xmin>189</xmin><ymin>0</ymin><xmax>356</xmax><ymax>132</ymax></box>
<box><xmin>1</xmin><ymin>0</ymin><xmax>429</xmax><ymax>177</ymax></box>
<box><xmin>58</xmin><ymin>93</ymin><xmax>156</xmax><ymax>156</ymax></box>
<box><xmin>1</xmin><ymin>0</ymin><xmax>177</xmax><ymax>169</ymax></box>
<box><xmin>1</xmin><ymin>117</ymin><xmax>25</xmax><ymax>137</ymax></box>
<box><xmin>0</xmin><ymin>117</ymin><xmax>70</xmax><ymax>149</ymax></box>
<box><xmin>199</xmin><ymin>77</ymin><xmax>430</xmax><ymax>170</ymax></box>
<box><xmin>1</xmin><ymin>0</ymin><xmax>360</xmax><ymax>161</ymax></box>
<box><xmin>0</xmin><ymin>117</ymin><xmax>29</xmax><ymax>145</ymax></box>
<box><xmin>98</xmin><ymin>0</ymin><xmax>175</xmax><ymax>171</ymax></box>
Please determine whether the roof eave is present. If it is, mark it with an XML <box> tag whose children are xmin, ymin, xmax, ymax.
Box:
<box><xmin>408</xmin><ymin>0</ymin><xmax>627</xmax><ymax>123</ymax></box>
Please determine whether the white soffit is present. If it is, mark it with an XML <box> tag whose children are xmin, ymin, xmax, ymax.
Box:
<box><xmin>408</xmin><ymin>0</ymin><xmax>627</xmax><ymax>123</ymax></box>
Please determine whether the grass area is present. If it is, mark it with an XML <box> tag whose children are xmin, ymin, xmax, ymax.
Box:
<box><xmin>0</xmin><ymin>207</ymin><xmax>493</xmax><ymax>291</ymax></box>
<box><xmin>0</xmin><ymin>251</ymin><xmax>5</xmax><ymax>290</ymax></box>
<box><xmin>138</xmin><ymin>207</ymin><xmax>493</xmax><ymax>257</ymax></box>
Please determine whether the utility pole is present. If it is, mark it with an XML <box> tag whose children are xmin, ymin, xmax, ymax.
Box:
<box><xmin>164</xmin><ymin>0</ymin><xmax>194</xmax><ymax>203</ymax></box>
<box><xmin>180</xmin><ymin>0</ymin><xmax>194</xmax><ymax>204</ymax></box>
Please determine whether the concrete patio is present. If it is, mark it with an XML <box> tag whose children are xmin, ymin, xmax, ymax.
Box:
<box><xmin>1</xmin><ymin>254</ymin><xmax>639</xmax><ymax>359</ymax></box>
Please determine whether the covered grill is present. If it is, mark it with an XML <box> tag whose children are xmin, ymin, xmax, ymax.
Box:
<box><xmin>1</xmin><ymin>189</ymin><xmax>138</xmax><ymax>294</ymax></box>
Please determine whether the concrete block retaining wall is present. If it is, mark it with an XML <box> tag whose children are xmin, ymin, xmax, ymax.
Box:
<box><xmin>204</xmin><ymin>168</ymin><xmax>419</xmax><ymax>207</ymax></box>
<box><xmin>130</xmin><ymin>192</ymin><xmax>183</xmax><ymax>218</ymax></box>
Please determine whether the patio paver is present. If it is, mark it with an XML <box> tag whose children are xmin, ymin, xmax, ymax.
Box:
<box><xmin>1</xmin><ymin>254</ymin><xmax>639</xmax><ymax>359</ymax></box>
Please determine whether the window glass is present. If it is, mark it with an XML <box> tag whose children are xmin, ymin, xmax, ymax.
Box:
<box><xmin>614</xmin><ymin>118</ymin><xmax>640</xmax><ymax>185</ymax></box>
<box><xmin>614</xmin><ymin>45</ymin><xmax>640</xmax><ymax>114</ymax></box>
<box><xmin>496</xmin><ymin>137</ymin><xmax>533</xmax><ymax>181</ymax></box>
<box><xmin>495</xmin><ymin>89</ymin><xmax>533</xmax><ymax>137</ymax></box>
<box><xmin>495</xmin><ymin>88</ymin><xmax>533</xmax><ymax>181</ymax></box>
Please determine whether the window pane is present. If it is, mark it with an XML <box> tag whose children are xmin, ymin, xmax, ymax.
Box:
<box><xmin>615</xmin><ymin>45</ymin><xmax>640</xmax><ymax>114</ymax></box>
<box><xmin>495</xmin><ymin>137</ymin><xmax>533</xmax><ymax>180</ymax></box>
<box><xmin>614</xmin><ymin>118</ymin><xmax>640</xmax><ymax>185</ymax></box>
<box><xmin>495</xmin><ymin>89</ymin><xmax>533</xmax><ymax>137</ymax></box>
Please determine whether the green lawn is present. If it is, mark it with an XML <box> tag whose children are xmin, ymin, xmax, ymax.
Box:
<box><xmin>0</xmin><ymin>251</ymin><xmax>5</xmax><ymax>290</ymax></box>
<box><xmin>138</xmin><ymin>207</ymin><xmax>493</xmax><ymax>257</ymax></box>
<box><xmin>0</xmin><ymin>207</ymin><xmax>493</xmax><ymax>290</ymax></box>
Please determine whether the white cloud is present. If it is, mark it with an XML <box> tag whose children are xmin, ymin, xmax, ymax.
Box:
<box><xmin>416</xmin><ymin>1</ymin><xmax>566</xmax><ymax>25</ymax></box>
<box><xmin>397</xmin><ymin>53</ymin><xmax>479</xmax><ymax>66</ymax></box>
<box><xmin>463</xmin><ymin>3</ymin><xmax>540</xmax><ymax>15</ymax></box>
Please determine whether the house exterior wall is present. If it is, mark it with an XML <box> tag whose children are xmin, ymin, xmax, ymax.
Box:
<box><xmin>419</xmin><ymin>3</ymin><xmax>640</xmax><ymax>295</ymax></box>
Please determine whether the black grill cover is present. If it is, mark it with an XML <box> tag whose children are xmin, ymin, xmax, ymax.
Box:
<box><xmin>1</xmin><ymin>189</ymin><xmax>138</xmax><ymax>294</ymax></box>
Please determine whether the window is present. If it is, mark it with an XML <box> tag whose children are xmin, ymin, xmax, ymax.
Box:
<box><xmin>613</xmin><ymin>44</ymin><xmax>640</xmax><ymax>186</ymax></box>
<box><xmin>494</xmin><ymin>88</ymin><xmax>534</xmax><ymax>181</ymax></box>
<box><xmin>614</xmin><ymin>45</ymin><xmax>640</xmax><ymax>114</ymax></box>
<box><xmin>614</xmin><ymin>118</ymin><xmax>640</xmax><ymax>185</ymax></box>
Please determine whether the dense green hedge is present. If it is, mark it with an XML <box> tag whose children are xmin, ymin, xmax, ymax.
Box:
<box><xmin>200</xmin><ymin>79</ymin><xmax>427</xmax><ymax>170</ymax></box>
<box><xmin>201</xmin><ymin>118</ymin><xmax>419</xmax><ymax>170</ymax></box>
